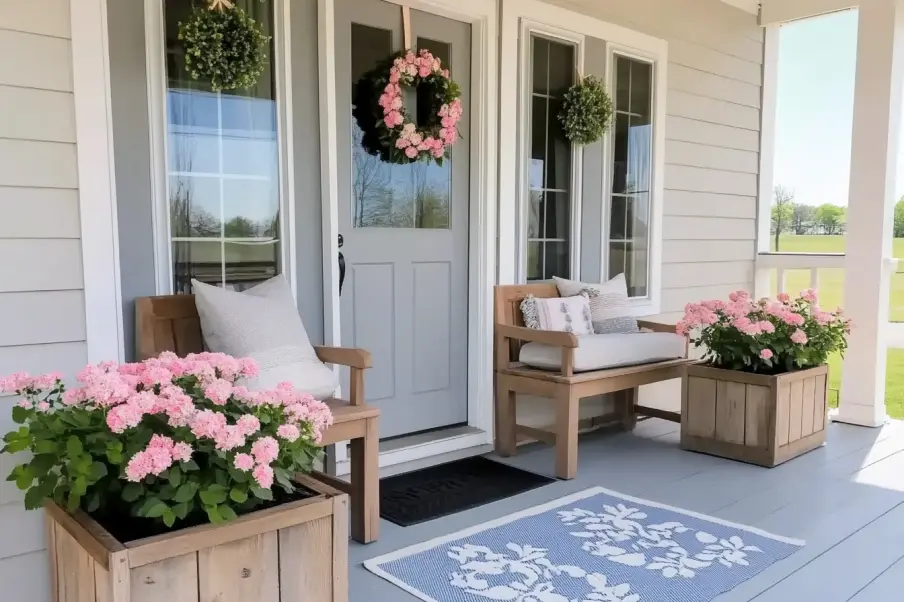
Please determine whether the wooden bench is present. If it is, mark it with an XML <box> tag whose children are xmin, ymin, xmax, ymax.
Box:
<box><xmin>494</xmin><ymin>283</ymin><xmax>691</xmax><ymax>479</ymax></box>
<box><xmin>135</xmin><ymin>295</ymin><xmax>381</xmax><ymax>544</ymax></box>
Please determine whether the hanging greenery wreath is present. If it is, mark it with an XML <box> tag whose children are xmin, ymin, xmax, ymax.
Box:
<box><xmin>353</xmin><ymin>49</ymin><xmax>462</xmax><ymax>166</ymax></box>
<box><xmin>559</xmin><ymin>75</ymin><xmax>614</xmax><ymax>146</ymax></box>
<box><xmin>178</xmin><ymin>0</ymin><xmax>271</xmax><ymax>93</ymax></box>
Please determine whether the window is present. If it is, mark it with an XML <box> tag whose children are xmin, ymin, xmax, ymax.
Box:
<box><xmin>526</xmin><ymin>34</ymin><xmax>576</xmax><ymax>281</ymax></box>
<box><xmin>163</xmin><ymin>0</ymin><xmax>282</xmax><ymax>293</ymax></box>
<box><xmin>351</xmin><ymin>25</ymin><xmax>452</xmax><ymax>229</ymax></box>
<box><xmin>608</xmin><ymin>54</ymin><xmax>653</xmax><ymax>298</ymax></box>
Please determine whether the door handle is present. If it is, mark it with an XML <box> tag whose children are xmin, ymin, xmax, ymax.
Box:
<box><xmin>338</xmin><ymin>234</ymin><xmax>346</xmax><ymax>296</ymax></box>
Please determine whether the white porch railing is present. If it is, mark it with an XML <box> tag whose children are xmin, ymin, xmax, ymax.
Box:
<box><xmin>755</xmin><ymin>252</ymin><xmax>903</xmax><ymax>347</ymax></box>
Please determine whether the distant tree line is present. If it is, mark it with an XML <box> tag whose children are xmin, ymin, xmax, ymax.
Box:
<box><xmin>771</xmin><ymin>185</ymin><xmax>847</xmax><ymax>250</ymax></box>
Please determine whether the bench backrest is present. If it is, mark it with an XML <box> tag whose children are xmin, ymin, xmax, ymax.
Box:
<box><xmin>494</xmin><ymin>283</ymin><xmax>560</xmax><ymax>367</ymax></box>
<box><xmin>135</xmin><ymin>295</ymin><xmax>204</xmax><ymax>360</ymax></box>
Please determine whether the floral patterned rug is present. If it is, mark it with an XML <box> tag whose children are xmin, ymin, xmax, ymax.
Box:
<box><xmin>365</xmin><ymin>487</ymin><xmax>804</xmax><ymax>602</ymax></box>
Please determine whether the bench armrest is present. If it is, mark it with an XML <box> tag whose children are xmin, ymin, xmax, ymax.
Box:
<box><xmin>314</xmin><ymin>346</ymin><xmax>373</xmax><ymax>369</ymax></box>
<box><xmin>637</xmin><ymin>320</ymin><xmax>680</xmax><ymax>335</ymax></box>
<box><xmin>496</xmin><ymin>324</ymin><xmax>579</xmax><ymax>348</ymax></box>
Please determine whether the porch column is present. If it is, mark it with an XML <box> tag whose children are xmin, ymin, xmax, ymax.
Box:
<box><xmin>838</xmin><ymin>0</ymin><xmax>904</xmax><ymax>427</ymax></box>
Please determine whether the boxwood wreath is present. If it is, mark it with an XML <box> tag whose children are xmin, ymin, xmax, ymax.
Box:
<box><xmin>353</xmin><ymin>49</ymin><xmax>462</xmax><ymax>166</ymax></box>
<box><xmin>178</xmin><ymin>0</ymin><xmax>271</xmax><ymax>93</ymax></box>
<box><xmin>559</xmin><ymin>75</ymin><xmax>614</xmax><ymax>146</ymax></box>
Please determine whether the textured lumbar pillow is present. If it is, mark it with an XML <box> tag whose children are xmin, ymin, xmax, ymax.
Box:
<box><xmin>191</xmin><ymin>276</ymin><xmax>338</xmax><ymax>400</ymax></box>
<box><xmin>553</xmin><ymin>273</ymin><xmax>638</xmax><ymax>334</ymax></box>
<box><xmin>520</xmin><ymin>293</ymin><xmax>594</xmax><ymax>335</ymax></box>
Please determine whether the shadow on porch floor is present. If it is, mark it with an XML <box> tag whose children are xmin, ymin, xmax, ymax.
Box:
<box><xmin>349</xmin><ymin>417</ymin><xmax>904</xmax><ymax>601</ymax></box>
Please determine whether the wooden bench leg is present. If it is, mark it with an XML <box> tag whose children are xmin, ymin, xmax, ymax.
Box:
<box><xmin>496</xmin><ymin>380</ymin><xmax>517</xmax><ymax>457</ymax></box>
<box><xmin>620</xmin><ymin>388</ymin><xmax>638</xmax><ymax>431</ymax></box>
<box><xmin>555</xmin><ymin>389</ymin><xmax>579</xmax><ymax>480</ymax></box>
<box><xmin>350</xmin><ymin>416</ymin><xmax>379</xmax><ymax>544</ymax></box>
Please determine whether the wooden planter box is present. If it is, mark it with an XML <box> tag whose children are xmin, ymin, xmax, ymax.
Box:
<box><xmin>45</xmin><ymin>476</ymin><xmax>348</xmax><ymax>602</ymax></box>
<box><xmin>681</xmin><ymin>364</ymin><xmax>829</xmax><ymax>467</ymax></box>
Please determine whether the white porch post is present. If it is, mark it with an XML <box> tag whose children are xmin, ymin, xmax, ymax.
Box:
<box><xmin>837</xmin><ymin>0</ymin><xmax>904</xmax><ymax>427</ymax></box>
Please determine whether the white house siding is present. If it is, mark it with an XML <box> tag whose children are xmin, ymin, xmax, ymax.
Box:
<box><xmin>517</xmin><ymin>0</ymin><xmax>762</xmax><ymax>426</ymax></box>
<box><xmin>0</xmin><ymin>1</ymin><xmax>86</xmax><ymax>600</ymax></box>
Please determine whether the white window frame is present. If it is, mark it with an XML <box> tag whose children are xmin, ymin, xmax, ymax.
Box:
<box><xmin>144</xmin><ymin>0</ymin><xmax>297</xmax><ymax>297</ymax></box>
<box><xmin>603</xmin><ymin>47</ymin><xmax>662</xmax><ymax>308</ymax></box>
<box><xmin>517</xmin><ymin>21</ymin><xmax>585</xmax><ymax>282</ymax></box>
<box><xmin>499</xmin><ymin>0</ymin><xmax>667</xmax><ymax>316</ymax></box>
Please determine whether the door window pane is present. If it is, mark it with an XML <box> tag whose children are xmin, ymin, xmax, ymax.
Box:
<box><xmin>350</xmin><ymin>27</ymin><xmax>453</xmax><ymax>229</ymax></box>
<box><xmin>608</xmin><ymin>55</ymin><xmax>653</xmax><ymax>297</ymax></box>
<box><xmin>164</xmin><ymin>0</ymin><xmax>281</xmax><ymax>293</ymax></box>
<box><xmin>526</xmin><ymin>34</ymin><xmax>575</xmax><ymax>281</ymax></box>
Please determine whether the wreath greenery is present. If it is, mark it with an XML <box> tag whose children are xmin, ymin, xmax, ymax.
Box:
<box><xmin>178</xmin><ymin>4</ymin><xmax>271</xmax><ymax>93</ymax></box>
<box><xmin>353</xmin><ymin>49</ymin><xmax>462</xmax><ymax>166</ymax></box>
<box><xmin>558</xmin><ymin>75</ymin><xmax>614</xmax><ymax>146</ymax></box>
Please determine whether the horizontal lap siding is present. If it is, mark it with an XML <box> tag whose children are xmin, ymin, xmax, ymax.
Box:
<box><xmin>0</xmin><ymin>0</ymin><xmax>83</xmax><ymax>593</ymax></box>
<box><xmin>548</xmin><ymin>0</ymin><xmax>762</xmax><ymax>314</ymax></box>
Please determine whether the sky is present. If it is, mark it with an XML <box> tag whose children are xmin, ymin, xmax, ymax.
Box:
<box><xmin>774</xmin><ymin>9</ymin><xmax>904</xmax><ymax>207</ymax></box>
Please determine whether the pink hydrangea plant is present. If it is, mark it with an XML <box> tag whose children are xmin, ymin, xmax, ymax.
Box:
<box><xmin>679</xmin><ymin>289</ymin><xmax>850</xmax><ymax>373</ymax></box>
<box><xmin>0</xmin><ymin>352</ymin><xmax>332</xmax><ymax>528</ymax></box>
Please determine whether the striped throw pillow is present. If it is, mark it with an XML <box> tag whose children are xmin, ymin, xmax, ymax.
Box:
<box><xmin>553</xmin><ymin>274</ymin><xmax>639</xmax><ymax>334</ymax></box>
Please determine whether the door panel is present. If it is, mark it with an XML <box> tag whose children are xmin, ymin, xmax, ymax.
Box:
<box><xmin>335</xmin><ymin>0</ymin><xmax>471</xmax><ymax>438</ymax></box>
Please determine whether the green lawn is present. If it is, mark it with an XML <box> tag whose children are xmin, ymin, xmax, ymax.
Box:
<box><xmin>770</xmin><ymin>234</ymin><xmax>904</xmax><ymax>418</ymax></box>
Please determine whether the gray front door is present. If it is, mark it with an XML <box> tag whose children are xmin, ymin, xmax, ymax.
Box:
<box><xmin>335</xmin><ymin>0</ymin><xmax>471</xmax><ymax>438</ymax></box>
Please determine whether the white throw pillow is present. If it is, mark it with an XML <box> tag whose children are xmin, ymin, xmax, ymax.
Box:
<box><xmin>191</xmin><ymin>277</ymin><xmax>339</xmax><ymax>400</ymax></box>
<box><xmin>553</xmin><ymin>274</ymin><xmax>638</xmax><ymax>334</ymax></box>
<box><xmin>520</xmin><ymin>294</ymin><xmax>594</xmax><ymax>335</ymax></box>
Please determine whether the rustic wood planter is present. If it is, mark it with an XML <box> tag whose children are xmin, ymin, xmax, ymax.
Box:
<box><xmin>681</xmin><ymin>363</ymin><xmax>829</xmax><ymax>467</ymax></box>
<box><xmin>44</xmin><ymin>476</ymin><xmax>348</xmax><ymax>602</ymax></box>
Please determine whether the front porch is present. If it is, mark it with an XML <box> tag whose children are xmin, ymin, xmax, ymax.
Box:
<box><xmin>351</xmin><ymin>418</ymin><xmax>904</xmax><ymax>601</ymax></box>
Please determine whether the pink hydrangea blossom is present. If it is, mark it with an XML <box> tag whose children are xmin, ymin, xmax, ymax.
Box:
<box><xmin>34</xmin><ymin>372</ymin><xmax>62</xmax><ymax>389</ymax></box>
<box><xmin>36</xmin><ymin>401</ymin><xmax>50</xmax><ymax>412</ymax></box>
<box><xmin>16</xmin><ymin>399</ymin><xmax>29</xmax><ymax>409</ymax></box>
<box><xmin>172</xmin><ymin>442</ymin><xmax>193</xmax><ymax>463</ymax></box>
<box><xmin>190</xmin><ymin>409</ymin><xmax>227</xmax><ymax>440</ymax></box>
<box><xmin>237</xmin><ymin>414</ymin><xmax>261</xmax><ymax>437</ymax></box>
<box><xmin>277</xmin><ymin>423</ymin><xmax>300</xmax><ymax>442</ymax></box>
<box><xmin>0</xmin><ymin>372</ymin><xmax>33</xmax><ymax>393</ymax></box>
<box><xmin>791</xmin><ymin>329</ymin><xmax>808</xmax><ymax>345</ymax></box>
<box><xmin>758</xmin><ymin>321</ymin><xmax>776</xmax><ymax>334</ymax></box>
<box><xmin>234</xmin><ymin>453</ymin><xmax>255</xmax><ymax>472</ymax></box>
<box><xmin>214</xmin><ymin>425</ymin><xmax>246</xmax><ymax>452</ymax></box>
<box><xmin>204</xmin><ymin>378</ymin><xmax>233</xmax><ymax>406</ymax></box>
<box><xmin>800</xmin><ymin>288</ymin><xmax>818</xmax><ymax>303</ymax></box>
<box><xmin>238</xmin><ymin>358</ymin><xmax>258</xmax><ymax>379</ymax></box>
<box><xmin>106</xmin><ymin>402</ymin><xmax>144</xmax><ymax>433</ymax></box>
<box><xmin>253</xmin><ymin>463</ymin><xmax>274</xmax><ymax>489</ymax></box>
<box><xmin>251</xmin><ymin>436</ymin><xmax>280</xmax><ymax>465</ymax></box>
<box><xmin>776</xmin><ymin>292</ymin><xmax>791</xmax><ymax>304</ymax></box>
<box><xmin>404</xmin><ymin>146</ymin><xmax>418</xmax><ymax>158</ymax></box>
<box><xmin>760</xmin><ymin>349</ymin><xmax>774</xmax><ymax>360</ymax></box>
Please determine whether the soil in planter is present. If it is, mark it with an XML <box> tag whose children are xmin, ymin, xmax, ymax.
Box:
<box><xmin>91</xmin><ymin>486</ymin><xmax>317</xmax><ymax>543</ymax></box>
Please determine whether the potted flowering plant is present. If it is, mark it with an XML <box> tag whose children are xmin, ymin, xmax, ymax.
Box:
<box><xmin>1</xmin><ymin>352</ymin><xmax>348</xmax><ymax>602</ymax></box>
<box><xmin>678</xmin><ymin>289</ymin><xmax>850</xmax><ymax>467</ymax></box>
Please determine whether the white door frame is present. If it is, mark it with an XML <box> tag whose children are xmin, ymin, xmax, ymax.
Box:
<box><xmin>319</xmin><ymin>0</ymin><xmax>499</xmax><ymax>471</ymax></box>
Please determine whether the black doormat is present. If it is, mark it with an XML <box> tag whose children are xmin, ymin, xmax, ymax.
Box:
<box><xmin>379</xmin><ymin>455</ymin><xmax>555</xmax><ymax>527</ymax></box>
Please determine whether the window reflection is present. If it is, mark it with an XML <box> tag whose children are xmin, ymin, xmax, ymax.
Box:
<box><xmin>164</xmin><ymin>0</ymin><xmax>280</xmax><ymax>293</ymax></box>
<box><xmin>609</xmin><ymin>55</ymin><xmax>653</xmax><ymax>297</ymax></box>
<box><xmin>351</xmin><ymin>26</ymin><xmax>452</xmax><ymax>229</ymax></box>
<box><xmin>526</xmin><ymin>34</ymin><xmax>574</xmax><ymax>281</ymax></box>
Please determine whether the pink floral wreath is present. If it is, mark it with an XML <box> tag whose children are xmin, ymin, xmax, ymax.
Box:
<box><xmin>373</xmin><ymin>49</ymin><xmax>463</xmax><ymax>164</ymax></box>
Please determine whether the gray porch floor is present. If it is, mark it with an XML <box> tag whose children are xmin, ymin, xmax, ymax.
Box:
<box><xmin>349</xmin><ymin>417</ymin><xmax>904</xmax><ymax>601</ymax></box>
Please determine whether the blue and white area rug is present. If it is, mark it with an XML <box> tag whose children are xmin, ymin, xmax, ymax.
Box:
<box><xmin>365</xmin><ymin>487</ymin><xmax>804</xmax><ymax>602</ymax></box>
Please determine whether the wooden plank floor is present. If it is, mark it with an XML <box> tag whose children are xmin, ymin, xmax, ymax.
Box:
<box><xmin>349</xmin><ymin>418</ymin><xmax>904</xmax><ymax>601</ymax></box>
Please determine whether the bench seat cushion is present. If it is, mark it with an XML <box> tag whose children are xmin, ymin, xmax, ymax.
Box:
<box><xmin>519</xmin><ymin>332</ymin><xmax>687</xmax><ymax>372</ymax></box>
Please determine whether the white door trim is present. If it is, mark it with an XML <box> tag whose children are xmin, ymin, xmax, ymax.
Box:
<box><xmin>145</xmin><ymin>0</ymin><xmax>298</xmax><ymax>297</ymax></box>
<box><xmin>71</xmin><ymin>0</ymin><xmax>125</xmax><ymax>363</ymax></box>
<box><xmin>321</xmin><ymin>0</ymin><xmax>499</xmax><ymax>471</ymax></box>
